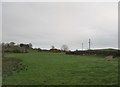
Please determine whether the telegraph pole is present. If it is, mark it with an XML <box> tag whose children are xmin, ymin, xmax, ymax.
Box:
<box><xmin>88</xmin><ymin>39</ymin><xmax>91</xmax><ymax>50</ymax></box>
<box><xmin>82</xmin><ymin>43</ymin><xmax>83</xmax><ymax>51</ymax></box>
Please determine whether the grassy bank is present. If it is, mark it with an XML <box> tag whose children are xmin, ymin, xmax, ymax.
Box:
<box><xmin>3</xmin><ymin>51</ymin><xmax>118</xmax><ymax>85</ymax></box>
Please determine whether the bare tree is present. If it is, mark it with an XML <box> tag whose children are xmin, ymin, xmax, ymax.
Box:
<box><xmin>28</xmin><ymin>43</ymin><xmax>32</xmax><ymax>48</ymax></box>
<box><xmin>51</xmin><ymin>45</ymin><xmax>55</xmax><ymax>49</ymax></box>
<box><xmin>61</xmin><ymin>45</ymin><xmax>69</xmax><ymax>51</ymax></box>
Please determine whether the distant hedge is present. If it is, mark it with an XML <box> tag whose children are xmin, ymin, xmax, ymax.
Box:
<box><xmin>4</xmin><ymin>49</ymin><xmax>28</xmax><ymax>53</ymax></box>
<box><xmin>4</xmin><ymin>46</ymin><xmax>28</xmax><ymax>53</ymax></box>
<box><xmin>66</xmin><ymin>50</ymin><xmax>120</xmax><ymax>58</ymax></box>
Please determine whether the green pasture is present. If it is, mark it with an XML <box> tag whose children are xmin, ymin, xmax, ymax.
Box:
<box><xmin>3</xmin><ymin>51</ymin><xmax>118</xmax><ymax>85</ymax></box>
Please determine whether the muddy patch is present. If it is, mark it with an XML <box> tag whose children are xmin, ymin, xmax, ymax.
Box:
<box><xmin>2</xmin><ymin>58</ymin><xmax>28</xmax><ymax>79</ymax></box>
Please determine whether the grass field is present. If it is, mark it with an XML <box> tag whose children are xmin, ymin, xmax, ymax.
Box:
<box><xmin>3</xmin><ymin>51</ymin><xmax>118</xmax><ymax>85</ymax></box>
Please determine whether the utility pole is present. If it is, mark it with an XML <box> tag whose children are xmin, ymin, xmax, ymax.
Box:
<box><xmin>82</xmin><ymin>43</ymin><xmax>83</xmax><ymax>51</ymax></box>
<box><xmin>88</xmin><ymin>39</ymin><xmax>91</xmax><ymax>50</ymax></box>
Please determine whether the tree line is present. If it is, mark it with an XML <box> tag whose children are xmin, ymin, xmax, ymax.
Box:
<box><xmin>1</xmin><ymin>42</ymin><xmax>69</xmax><ymax>53</ymax></box>
<box><xmin>34</xmin><ymin>45</ymin><xmax>69</xmax><ymax>52</ymax></box>
<box><xmin>2</xmin><ymin>42</ymin><xmax>32</xmax><ymax>53</ymax></box>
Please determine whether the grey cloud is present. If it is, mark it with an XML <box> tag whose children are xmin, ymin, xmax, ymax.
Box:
<box><xmin>2</xmin><ymin>2</ymin><xmax>118</xmax><ymax>50</ymax></box>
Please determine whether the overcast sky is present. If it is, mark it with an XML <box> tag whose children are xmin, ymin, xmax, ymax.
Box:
<box><xmin>2</xmin><ymin>2</ymin><xmax>118</xmax><ymax>50</ymax></box>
